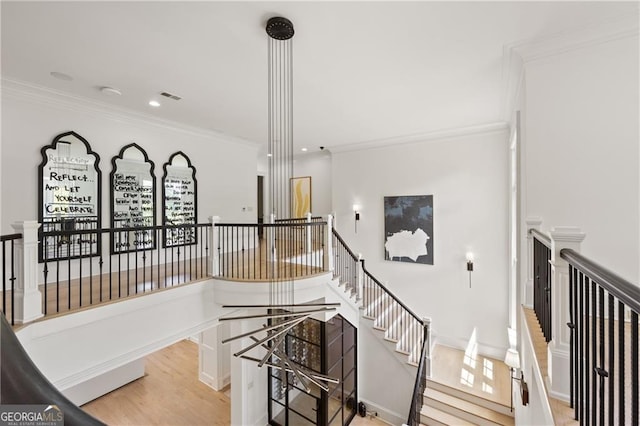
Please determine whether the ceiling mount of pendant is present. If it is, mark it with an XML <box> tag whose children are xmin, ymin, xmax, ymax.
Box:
<box><xmin>266</xmin><ymin>16</ymin><xmax>294</xmax><ymax>40</ymax></box>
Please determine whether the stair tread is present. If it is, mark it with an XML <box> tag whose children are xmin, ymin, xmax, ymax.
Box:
<box><xmin>425</xmin><ymin>388</ymin><xmax>514</xmax><ymax>425</ymax></box>
<box><xmin>421</xmin><ymin>405</ymin><xmax>474</xmax><ymax>426</ymax></box>
<box><xmin>426</xmin><ymin>379</ymin><xmax>511</xmax><ymax>411</ymax></box>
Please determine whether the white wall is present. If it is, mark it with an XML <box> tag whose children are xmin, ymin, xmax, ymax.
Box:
<box><xmin>523</xmin><ymin>35</ymin><xmax>639</xmax><ymax>284</ymax></box>
<box><xmin>332</xmin><ymin>128</ymin><xmax>510</xmax><ymax>356</ymax></box>
<box><xmin>293</xmin><ymin>151</ymin><xmax>332</xmax><ymax>217</ymax></box>
<box><xmin>1</xmin><ymin>81</ymin><xmax>259</xmax><ymax>234</ymax></box>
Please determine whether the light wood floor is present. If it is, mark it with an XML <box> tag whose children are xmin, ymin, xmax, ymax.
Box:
<box><xmin>82</xmin><ymin>340</ymin><xmax>388</xmax><ymax>426</ymax></box>
<box><xmin>82</xmin><ymin>340</ymin><xmax>231</xmax><ymax>425</ymax></box>
<box><xmin>524</xmin><ymin>307</ymin><xmax>577</xmax><ymax>426</ymax></box>
<box><xmin>430</xmin><ymin>344</ymin><xmax>511</xmax><ymax>408</ymax></box>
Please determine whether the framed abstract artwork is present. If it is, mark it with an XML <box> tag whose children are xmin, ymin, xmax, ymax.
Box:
<box><xmin>290</xmin><ymin>176</ymin><xmax>312</xmax><ymax>218</ymax></box>
<box><xmin>384</xmin><ymin>195</ymin><xmax>434</xmax><ymax>265</ymax></box>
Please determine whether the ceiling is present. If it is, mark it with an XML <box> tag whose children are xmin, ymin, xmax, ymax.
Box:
<box><xmin>2</xmin><ymin>1</ymin><xmax>636</xmax><ymax>152</ymax></box>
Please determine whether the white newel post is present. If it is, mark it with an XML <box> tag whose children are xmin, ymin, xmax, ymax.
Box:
<box><xmin>357</xmin><ymin>253</ymin><xmax>363</xmax><ymax>301</ymax></box>
<box><xmin>325</xmin><ymin>214</ymin><xmax>334</xmax><ymax>273</ymax></box>
<box><xmin>209</xmin><ymin>216</ymin><xmax>220</xmax><ymax>277</ymax></box>
<box><xmin>547</xmin><ymin>226</ymin><xmax>585</xmax><ymax>400</ymax></box>
<box><xmin>11</xmin><ymin>221</ymin><xmax>43</xmax><ymax>323</ymax></box>
<box><xmin>525</xmin><ymin>217</ymin><xmax>543</xmax><ymax>309</ymax></box>
<box><xmin>306</xmin><ymin>212</ymin><xmax>312</xmax><ymax>253</ymax></box>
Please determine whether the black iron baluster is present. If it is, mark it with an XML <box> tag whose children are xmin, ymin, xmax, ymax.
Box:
<box><xmin>569</xmin><ymin>265</ymin><xmax>575</xmax><ymax>410</ymax></box>
<box><xmin>591</xmin><ymin>279</ymin><xmax>598</xmax><ymax>424</ymax></box>
<box><xmin>632</xmin><ymin>311</ymin><xmax>639</xmax><ymax>426</ymax></box>
<box><xmin>42</xmin><ymin>239</ymin><xmax>48</xmax><ymax>316</ymax></box>
<box><xmin>607</xmin><ymin>294</ymin><xmax>614</xmax><ymax>426</ymax></box>
<box><xmin>584</xmin><ymin>276</ymin><xmax>590</xmax><ymax>426</ymax></box>
<box><xmin>619</xmin><ymin>301</ymin><xmax>625</xmax><ymax>426</ymax></box>
<box><xmin>78</xmin><ymin>232</ymin><xmax>83</xmax><ymax>307</ymax></box>
<box><xmin>10</xmin><ymin>240</ymin><xmax>16</xmax><ymax>325</ymax></box>
<box><xmin>2</xmin><ymin>240</ymin><xmax>6</xmax><ymax>318</ymax></box>
<box><xmin>67</xmin><ymin>233</ymin><xmax>72</xmax><ymax>311</ymax></box>
<box><xmin>596</xmin><ymin>286</ymin><xmax>606</xmax><ymax>426</ymax></box>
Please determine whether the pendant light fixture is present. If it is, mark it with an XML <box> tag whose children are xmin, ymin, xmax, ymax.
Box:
<box><xmin>220</xmin><ymin>16</ymin><xmax>339</xmax><ymax>394</ymax></box>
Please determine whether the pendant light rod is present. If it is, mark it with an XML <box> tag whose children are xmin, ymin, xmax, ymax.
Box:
<box><xmin>221</xmin><ymin>315</ymin><xmax>308</xmax><ymax>345</ymax></box>
<box><xmin>218</xmin><ymin>307</ymin><xmax>336</xmax><ymax>322</ymax></box>
<box><xmin>222</xmin><ymin>302</ymin><xmax>341</xmax><ymax>309</ymax></box>
<box><xmin>232</xmin><ymin>315</ymin><xmax>308</xmax><ymax>357</ymax></box>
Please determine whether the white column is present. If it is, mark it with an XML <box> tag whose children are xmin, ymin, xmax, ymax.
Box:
<box><xmin>306</xmin><ymin>212</ymin><xmax>312</xmax><ymax>253</ymax></box>
<box><xmin>209</xmin><ymin>216</ymin><xmax>220</xmax><ymax>276</ymax></box>
<box><xmin>11</xmin><ymin>221</ymin><xmax>43</xmax><ymax>323</ymax></box>
<box><xmin>230</xmin><ymin>316</ymin><xmax>268</xmax><ymax>426</ymax></box>
<box><xmin>547</xmin><ymin>226</ymin><xmax>585</xmax><ymax>400</ymax></box>
<box><xmin>199</xmin><ymin>322</ymin><xmax>231</xmax><ymax>391</ymax></box>
<box><xmin>524</xmin><ymin>217</ymin><xmax>543</xmax><ymax>308</ymax></box>
<box><xmin>325</xmin><ymin>214</ymin><xmax>334</xmax><ymax>273</ymax></box>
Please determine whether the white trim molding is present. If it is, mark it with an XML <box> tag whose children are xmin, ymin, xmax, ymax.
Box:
<box><xmin>329</xmin><ymin>122</ymin><xmax>508</xmax><ymax>154</ymax></box>
<box><xmin>1</xmin><ymin>78</ymin><xmax>260</xmax><ymax>148</ymax></box>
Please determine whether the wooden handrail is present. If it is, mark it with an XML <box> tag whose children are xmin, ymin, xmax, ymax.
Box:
<box><xmin>561</xmin><ymin>248</ymin><xmax>640</xmax><ymax>313</ymax></box>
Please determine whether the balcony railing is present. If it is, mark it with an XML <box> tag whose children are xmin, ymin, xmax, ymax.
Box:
<box><xmin>1</xmin><ymin>233</ymin><xmax>22</xmax><ymax>325</ymax></box>
<box><xmin>213</xmin><ymin>219</ymin><xmax>327</xmax><ymax>281</ymax></box>
<box><xmin>531</xmin><ymin>229</ymin><xmax>552</xmax><ymax>342</ymax></box>
<box><xmin>563</xmin><ymin>248</ymin><xmax>640</xmax><ymax>425</ymax></box>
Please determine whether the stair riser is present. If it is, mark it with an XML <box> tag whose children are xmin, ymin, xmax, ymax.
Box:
<box><xmin>426</xmin><ymin>398</ymin><xmax>503</xmax><ymax>426</ymax></box>
<box><xmin>426</xmin><ymin>380</ymin><xmax>512</xmax><ymax>416</ymax></box>
<box><xmin>421</xmin><ymin>416</ymin><xmax>447</xmax><ymax>426</ymax></box>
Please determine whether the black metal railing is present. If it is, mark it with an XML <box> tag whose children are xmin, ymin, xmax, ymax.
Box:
<box><xmin>0</xmin><ymin>314</ymin><xmax>105</xmax><ymax>425</ymax></box>
<box><xmin>361</xmin><ymin>259</ymin><xmax>424</xmax><ymax>365</ymax></box>
<box><xmin>40</xmin><ymin>223</ymin><xmax>211</xmax><ymax>315</ymax></box>
<box><xmin>1</xmin><ymin>233</ymin><xmax>22</xmax><ymax>325</ymax></box>
<box><xmin>407</xmin><ymin>321</ymin><xmax>431</xmax><ymax>426</ymax></box>
<box><xmin>531</xmin><ymin>229</ymin><xmax>552</xmax><ymax>342</ymax></box>
<box><xmin>214</xmin><ymin>221</ymin><xmax>327</xmax><ymax>280</ymax></box>
<box><xmin>332</xmin><ymin>228</ymin><xmax>360</xmax><ymax>299</ymax></box>
<box><xmin>563</xmin><ymin>248</ymin><xmax>640</xmax><ymax>426</ymax></box>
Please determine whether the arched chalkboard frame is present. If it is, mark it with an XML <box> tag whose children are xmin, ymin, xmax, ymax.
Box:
<box><xmin>38</xmin><ymin>131</ymin><xmax>102</xmax><ymax>262</ymax></box>
<box><xmin>161</xmin><ymin>151</ymin><xmax>198</xmax><ymax>248</ymax></box>
<box><xmin>109</xmin><ymin>143</ymin><xmax>156</xmax><ymax>254</ymax></box>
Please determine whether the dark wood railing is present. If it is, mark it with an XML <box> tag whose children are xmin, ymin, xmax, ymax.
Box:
<box><xmin>531</xmin><ymin>229</ymin><xmax>552</xmax><ymax>342</ymax></box>
<box><xmin>214</xmin><ymin>221</ymin><xmax>327</xmax><ymax>280</ymax></box>
<box><xmin>332</xmin><ymin>228</ymin><xmax>360</xmax><ymax>299</ymax></box>
<box><xmin>1</xmin><ymin>233</ymin><xmax>22</xmax><ymax>325</ymax></box>
<box><xmin>407</xmin><ymin>320</ymin><xmax>431</xmax><ymax>426</ymax></box>
<box><xmin>40</xmin><ymin>223</ymin><xmax>211</xmax><ymax>315</ymax></box>
<box><xmin>361</xmin><ymin>259</ymin><xmax>425</xmax><ymax>365</ymax></box>
<box><xmin>563</xmin><ymin>248</ymin><xmax>640</xmax><ymax>425</ymax></box>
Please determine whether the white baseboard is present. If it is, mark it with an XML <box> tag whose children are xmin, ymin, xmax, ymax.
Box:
<box><xmin>62</xmin><ymin>358</ymin><xmax>145</xmax><ymax>406</ymax></box>
<box><xmin>358</xmin><ymin>398</ymin><xmax>404</xmax><ymax>426</ymax></box>
<box><xmin>200</xmin><ymin>371</ymin><xmax>230</xmax><ymax>391</ymax></box>
<box><xmin>433</xmin><ymin>334</ymin><xmax>507</xmax><ymax>361</ymax></box>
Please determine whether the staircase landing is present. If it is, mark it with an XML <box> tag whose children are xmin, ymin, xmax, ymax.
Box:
<box><xmin>423</xmin><ymin>344</ymin><xmax>513</xmax><ymax>425</ymax></box>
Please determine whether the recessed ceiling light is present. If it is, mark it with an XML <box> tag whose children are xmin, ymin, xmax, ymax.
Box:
<box><xmin>149</xmin><ymin>100</ymin><xmax>161</xmax><ymax>107</ymax></box>
<box><xmin>267</xmin><ymin>153</ymin><xmax>273</xmax><ymax>157</ymax></box>
<box><xmin>50</xmin><ymin>71</ymin><xmax>73</xmax><ymax>81</ymax></box>
<box><xmin>301</xmin><ymin>148</ymin><xmax>308</xmax><ymax>152</ymax></box>
<box><xmin>100</xmin><ymin>86</ymin><xmax>122</xmax><ymax>96</ymax></box>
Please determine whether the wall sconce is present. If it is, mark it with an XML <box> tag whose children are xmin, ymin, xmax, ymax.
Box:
<box><xmin>504</xmin><ymin>348</ymin><xmax>529</xmax><ymax>411</ymax></box>
<box><xmin>465</xmin><ymin>252</ymin><xmax>474</xmax><ymax>288</ymax></box>
<box><xmin>353</xmin><ymin>204</ymin><xmax>360</xmax><ymax>233</ymax></box>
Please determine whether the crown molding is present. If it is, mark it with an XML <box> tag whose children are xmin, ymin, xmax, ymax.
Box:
<box><xmin>508</xmin><ymin>12</ymin><xmax>639</xmax><ymax>64</ymax></box>
<box><xmin>1</xmin><ymin>78</ymin><xmax>260</xmax><ymax>149</ymax></box>
<box><xmin>500</xmin><ymin>12</ymin><xmax>638</xmax><ymax>124</ymax></box>
<box><xmin>329</xmin><ymin>122</ymin><xmax>509</xmax><ymax>154</ymax></box>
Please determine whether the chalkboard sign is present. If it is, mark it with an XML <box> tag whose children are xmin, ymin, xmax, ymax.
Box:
<box><xmin>162</xmin><ymin>152</ymin><xmax>197</xmax><ymax>247</ymax></box>
<box><xmin>38</xmin><ymin>131</ymin><xmax>101</xmax><ymax>262</ymax></box>
<box><xmin>110</xmin><ymin>143</ymin><xmax>156</xmax><ymax>254</ymax></box>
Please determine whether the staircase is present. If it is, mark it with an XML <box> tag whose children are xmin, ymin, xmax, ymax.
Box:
<box><xmin>331</xmin><ymin>228</ymin><xmax>513</xmax><ymax>425</ymax></box>
<box><xmin>421</xmin><ymin>380</ymin><xmax>514</xmax><ymax>426</ymax></box>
